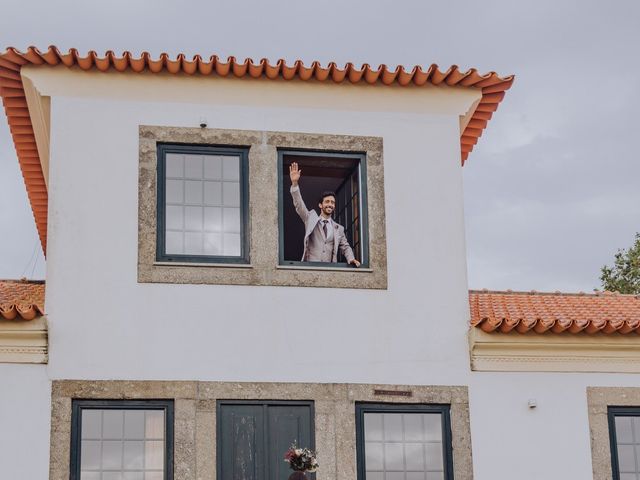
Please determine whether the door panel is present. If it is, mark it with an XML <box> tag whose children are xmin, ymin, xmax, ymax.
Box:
<box><xmin>219</xmin><ymin>403</ymin><xmax>313</xmax><ymax>480</ymax></box>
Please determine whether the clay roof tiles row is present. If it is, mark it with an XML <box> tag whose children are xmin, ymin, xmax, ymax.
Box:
<box><xmin>0</xmin><ymin>46</ymin><xmax>513</xmax><ymax>252</ymax></box>
<box><xmin>470</xmin><ymin>290</ymin><xmax>640</xmax><ymax>335</ymax></box>
<box><xmin>0</xmin><ymin>280</ymin><xmax>45</xmax><ymax>320</ymax></box>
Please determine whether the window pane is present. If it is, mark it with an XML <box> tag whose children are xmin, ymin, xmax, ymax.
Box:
<box><xmin>223</xmin><ymin>234</ymin><xmax>241</xmax><ymax>256</ymax></box>
<box><xmin>165</xmin><ymin>205</ymin><xmax>183</xmax><ymax>231</ymax></box>
<box><xmin>223</xmin><ymin>182</ymin><xmax>240</xmax><ymax>207</ymax></box>
<box><xmin>617</xmin><ymin>417</ymin><xmax>634</xmax><ymax>443</ymax></box>
<box><xmin>82</xmin><ymin>410</ymin><xmax>102</xmax><ymax>439</ymax></box>
<box><xmin>124</xmin><ymin>411</ymin><xmax>145</xmax><ymax>439</ymax></box>
<box><xmin>185</xmin><ymin>206</ymin><xmax>203</xmax><ymax>231</ymax></box>
<box><xmin>223</xmin><ymin>156</ymin><xmax>240</xmax><ymax>180</ymax></box>
<box><xmin>204</xmin><ymin>181</ymin><xmax>222</xmax><ymax>205</ymax></box>
<box><xmin>81</xmin><ymin>440</ymin><xmax>101</xmax><ymax>470</ymax></box>
<box><xmin>145</xmin><ymin>411</ymin><xmax>164</xmax><ymax>439</ymax></box>
<box><xmin>384</xmin><ymin>443</ymin><xmax>404</xmax><ymax>470</ymax></box>
<box><xmin>81</xmin><ymin>472</ymin><xmax>101</xmax><ymax>480</ymax></box>
<box><xmin>404</xmin><ymin>415</ymin><xmax>423</xmax><ymax>442</ymax></box>
<box><xmin>124</xmin><ymin>440</ymin><xmax>145</xmax><ymax>469</ymax></box>
<box><xmin>165</xmin><ymin>154</ymin><xmax>184</xmax><ymax>178</ymax></box>
<box><xmin>103</xmin><ymin>473</ymin><xmax>124</xmax><ymax>480</ymax></box>
<box><xmin>204</xmin><ymin>156</ymin><xmax>223</xmax><ymax>180</ymax></box>
<box><xmin>184</xmin><ymin>232</ymin><xmax>203</xmax><ymax>255</ymax></box>
<box><xmin>223</xmin><ymin>208</ymin><xmax>240</xmax><ymax>233</ymax></box>
<box><xmin>145</xmin><ymin>440</ymin><xmax>164</xmax><ymax>469</ymax></box>
<box><xmin>103</xmin><ymin>410</ymin><xmax>124</xmax><ymax>439</ymax></box>
<box><xmin>365</xmin><ymin>413</ymin><xmax>383</xmax><ymax>441</ymax></box>
<box><xmin>407</xmin><ymin>473</ymin><xmax>426</xmax><ymax>480</ymax></box>
<box><xmin>204</xmin><ymin>207</ymin><xmax>222</xmax><ymax>232</ymax></box>
<box><xmin>426</xmin><ymin>473</ymin><xmax>444</xmax><ymax>480</ymax></box>
<box><xmin>204</xmin><ymin>233</ymin><xmax>223</xmax><ymax>256</ymax></box>
<box><xmin>165</xmin><ymin>180</ymin><xmax>183</xmax><ymax>204</ymax></box>
<box><xmin>384</xmin><ymin>414</ymin><xmax>403</xmax><ymax>441</ymax></box>
<box><xmin>145</xmin><ymin>472</ymin><xmax>163</xmax><ymax>480</ymax></box>
<box><xmin>405</xmin><ymin>443</ymin><xmax>425</xmax><ymax>471</ymax></box>
<box><xmin>365</xmin><ymin>442</ymin><xmax>384</xmax><ymax>471</ymax></box>
<box><xmin>365</xmin><ymin>472</ymin><xmax>384</xmax><ymax>480</ymax></box>
<box><xmin>424</xmin><ymin>415</ymin><xmax>442</xmax><ymax>442</ymax></box>
<box><xmin>184</xmin><ymin>155</ymin><xmax>203</xmax><ymax>179</ymax></box>
<box><xmin>184</xmin><ymin>180</ymin><xmax>203</xmax><ymax>204</ymax></box>
<box><xmin>165</xmin><ymin>231</ymin><xmax>184</xmax><ymax>254</ymax></box>
<box><xmin>123</xmin><ymin>473</ymin><xmax>144</xmax><ymax>480</ymax></box>
<box><xmin>102</xmin><ymin>440</ymin><xmax>123</xmax><ymax>469</ymax></box>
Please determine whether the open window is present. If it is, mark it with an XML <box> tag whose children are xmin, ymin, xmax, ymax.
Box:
<box><xmin>278</xmin><ymin>149</ymin><xmax>369</xmax><ymax>268</ymax></box>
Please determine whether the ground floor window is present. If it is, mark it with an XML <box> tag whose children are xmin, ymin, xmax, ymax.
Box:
<box><xmin>609</xmin><ymin>407</ymin><xmax>640</xmax><ymax>480</ymax></box>
<box><xmin>217</xmin><ymin>400</ymin><xmax>315</xmax><ymax>480</ymax></box>
<box><xmin>356</xmin><ymin>404</ymin><xmax>453</xmax><ymax>480</ymax></box>
<box><xmin>70</xmin><ymin>400</ymin><xmax>174</xmax><ymax>480</ymax></box>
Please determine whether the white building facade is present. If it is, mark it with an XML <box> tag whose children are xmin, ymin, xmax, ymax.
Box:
<box><xmin>1</xmin><ymin>47</ymin><xmax>639</xmax><ymax>480</ymax></box>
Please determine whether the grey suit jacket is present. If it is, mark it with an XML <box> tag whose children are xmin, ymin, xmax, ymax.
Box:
<box><xmin>290</xmin><ymin>186</ymin><xmax>355</xmax><ymax>263</ymax></box>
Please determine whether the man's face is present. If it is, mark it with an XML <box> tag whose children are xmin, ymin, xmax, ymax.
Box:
<box><xmin>319</xmin><ymin>195</ymin><xmax>335</xmax><ymax>216</ymax></box>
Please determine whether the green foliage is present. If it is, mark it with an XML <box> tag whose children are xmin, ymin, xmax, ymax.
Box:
<box><xmin>600</xmin><ymin>233</ymin><xmax>640</xmax><ymax>294</ymax></box>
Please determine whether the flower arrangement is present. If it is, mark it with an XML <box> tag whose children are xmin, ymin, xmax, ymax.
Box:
<box><xmin>283</xmin><ymin>444</ymin><xmax>319</xmax><ymax>472</ymax></box>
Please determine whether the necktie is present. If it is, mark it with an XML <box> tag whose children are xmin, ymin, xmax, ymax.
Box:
<box><xmin>322</xmin><ymin>220</ymin><xmax>328</xmax><ymax>237</ymax></box>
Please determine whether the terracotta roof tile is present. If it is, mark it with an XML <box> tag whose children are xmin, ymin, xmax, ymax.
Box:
<box><xmin>469</xmin><ymin>290</ymin><xmax>640</xmax><ymax>334</ymax></box>
<box><xmin>0</xmin><ymin>280</ymin><xmax>45</xmax><ymax>320</ymax></box>
<box><xmin>0</xmin><ymin>46</ymin><xmax>513</xmax><ymax>253</ymax></box>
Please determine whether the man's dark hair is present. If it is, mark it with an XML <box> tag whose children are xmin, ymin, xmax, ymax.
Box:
<box><xmin>318</xmin><ymin>191</ymin><xmax>336</xmax><ymax>203</ymax></box>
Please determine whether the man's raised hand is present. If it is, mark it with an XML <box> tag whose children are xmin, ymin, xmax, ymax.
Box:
<box><xmin>289</xmin><ymin>162</ymin><xmax>301</xmax><ymax>186</ymax></box>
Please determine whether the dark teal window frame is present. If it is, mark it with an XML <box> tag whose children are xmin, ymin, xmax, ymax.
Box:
<box><xmin>277</xmin><ymin>148</ymin><xmax>370</xmax><ymax>268</ymax></box>
<box><xmin>70</xmin><ymin>399</ymin><xmax>175</xmax><ymax>480</ymax></box>
<box><xmin>156</xmin><ymin>143</ymin><xmax>250</xmax><ymax>264</ymax></box>
<box><xmin>608</xmin><ymin>406</ymin><xmax>640</xmax><ymax>480</ymax></box>
<box><xmin>355</xmin><ymin>403</ymin><xmax>455</xmax><ymax>480</ymax></box>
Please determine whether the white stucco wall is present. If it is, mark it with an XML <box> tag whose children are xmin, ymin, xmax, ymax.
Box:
<box><xmin>6</xmin><ymin>67</ymin><xmax>639</xmax><ymax>480</ymax></box>
<box><xmin>0</xmin><ymin>364</ymin><xmax>51</xmax><ymax>480</ymax></box>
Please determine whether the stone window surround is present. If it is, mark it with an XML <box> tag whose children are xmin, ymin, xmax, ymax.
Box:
<box><xmin>50</xmin><ymin>381</ymin><xmax>473</xmax><ymax>480</ymax></box>
<box><xmin>138</xmin><ymin>126</ymin><xmax>388</xmax><ymax>289</ymax></box>
<box><xmin>588</xmin><ymin>387</ymin><xmax>640</xmax><ymax>480</ymax></box>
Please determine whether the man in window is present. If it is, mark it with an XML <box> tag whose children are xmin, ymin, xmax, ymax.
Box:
<box><xmin>289</xmin><ymin>162</ymin><xmax>361</xmax><ymax>267</ymax></box>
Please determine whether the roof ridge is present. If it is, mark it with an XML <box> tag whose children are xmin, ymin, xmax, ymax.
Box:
<box><xmin>469</xmin><ymin>289</ymin><xmax>639</xmax><ymax>298</ymax></box>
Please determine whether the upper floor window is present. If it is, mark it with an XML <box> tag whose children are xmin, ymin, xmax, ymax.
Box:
<box><xmin>609</xmin><ymin>407</ymin><xmax>640</xmax><ymax>480</ymax></box>
<box><xmin>278</xmin><ymin>149</ymin><xmax>369</xmax><ymax>268</ymax></box>
<box><xmin>356</xmin><ymin>403</ymin><xmax>454</xmax><ymax>480</ymax></box>
<box><xmin>156</xmin><ymin>144</ymin><xmax>250</xmax><ymax>264</ymax></box>
<box><xmin>71</xmin><ymin>400</ymin><xmax>174</xmax><ymax>480</ymax></box>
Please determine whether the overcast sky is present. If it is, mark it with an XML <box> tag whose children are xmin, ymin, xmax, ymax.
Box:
<box><xmin>1</xmin><ymin>0</ymin><xmax>638</xmax><ymax>291</ymax></box>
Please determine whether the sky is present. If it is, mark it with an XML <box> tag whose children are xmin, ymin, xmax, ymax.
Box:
<box><xmin>0</xmin><ymin>0</ymin><xmax>638</xmax><ymax>291</ymax></box>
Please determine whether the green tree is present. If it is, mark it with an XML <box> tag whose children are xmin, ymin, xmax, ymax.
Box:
<box><xmin>600</xmin><ymin>233</ymin><xmax>640</xmax><ymax>294</ymax></box>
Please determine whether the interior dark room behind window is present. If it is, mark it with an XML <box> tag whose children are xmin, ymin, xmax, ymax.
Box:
<box><xmin>280</xmin><ymin>151</ymin><xmax>366</xmax><ymax>265</ymax></box>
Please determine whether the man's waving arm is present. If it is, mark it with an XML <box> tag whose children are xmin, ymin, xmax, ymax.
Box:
<box><xmin>289</xmin><ymin>162</ymin><xmax>310</xmax><ymax>223</ymax></box>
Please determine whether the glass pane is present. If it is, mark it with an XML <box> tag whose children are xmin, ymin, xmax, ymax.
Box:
<box><xmin>366</xmin><ymin>473</ymin><xmax>384</xmax><ymax>480</ymax></box>
<box><xmin>204</xmin><ymin>181</ymin><xmax>222</xmax><ymax>205</ymax></box>
<box><xmin>145</xmin><ymin>472</ymin><xmax>163</xmax><ymax>480</ymax></box>
<box><xmin>222</xmin><ymin>156</ymin><xmax>240</xmax><ymax>181</ymax></box>
<box><xmin>124</xmin><ymin>411</ymin><xmax>145</xmax><ymax>439</ymax></box>
<box><xmin>165</xmin><ymin>180</ymin><xmax>183</xmax><ymax>204</ymax></box>
<box><xmin>365</xmin><ymin>442</ymin><xmax>384</xmax><ymax>471</ymax></box>
<box><xmin>405</xmin><ymin>443</ymin><xmax>425</xmax><ymax>471</ymax></box>
<box><xmin>384</xmin><ymin>443</ymin><xmax>404</xmax><ymax>470</ymax></box>
<box><xmin>425</xmin><ymin>443</ymin><xmax>443</xmax><ymax>471</ymax></box>
<box><xmin>165</xmin><ymin>154</ymin><xmax>184</xmax><ymax>178</ymax></box>
<box><xmin>204</xmin><ymin>233</ymin><xmax>223</xmax><ymax>255</ymax></box>
<box><xmin>145</xmin><ymin>411</ymin><xmax>164</xmax><ymax>439</ymax></box>
<box><xmin>124</xmin><ymin>440</ymin><xmax>144</xmax><ymax>469</ymax></box>
<box><xmin>103</xmin><ymin>410</ymin><xmax>124</xmax><ymax>439</ymax></box>
<box><xmin>204</xmin><ymin>207</ymin><xmax>222</xmax><ymax>232</ymax></box>
<box><xmin>103</xmin><ymin>473</ymin><xmax>123</xmax><ymax>480</ymax></box>
<box><xmin>184</xmin><ymin>180</ymin><xmax>203</xmax><ymax>204</ymax></box>
<box><xmin>385</xmin><ymin>473</ymin><xmax>404</xmax><ymax>480</ymax></box>
<box><xmin>426</xmin><ymin>473</ymin><xmax>444</xmax><ymax>480</ymax></box>
<box><xmin>165</xmin><ymin>206</ymin><xmax>183</xmax><ymax>230</ymax></box>
<box><xmin>184</xmin><ymin>232</ymin><xmax>203</xmax><ymax>255</ymax></box>
<box><xmin>222</xmin><ymin>182</ymin><xmax>240</xmax><ymax>207</ymax></box>
<box><xmin>424</xmin><ymin>415</ymin><xmax>442</xmax><ymax>442</ymax></box>
<box><xmin>80</xmin><ymin>440</ymin><xmax>101</xmax><ymax>470</ymax></box>
<box><xmin>80</xmin><ymin>472</ymin><xmax>101</xmax><ymax>480</ymax></box>
<box><xmin>619</xmin><ymin>445</ymin><xmax>636</xmax><ymax>472</ymax></box>
<box><xmin>633</xmin><ymin>417</ymin><xmax>640</xmax><ymax>443</ymax></box>
<box><xmin>204</xmin><ymin>156</ymin><xmax>223</xmax><ymax>180</ymax></box>
<box><xmin>223</xmin><ymin>233</ymin><xmax>241</xmax><ymax>256</ymax></box>
<box><xmin>123</xmin><ymin>473</ymin><xmax>144</xmax><ymax>480</ymax></box>
<box><xmin>223</xmin><ymin>208</ymin><xmax>240</xmax><ymax>233</ymax></box>
<box><xmin>404</xmin><ymin>415</ymin><xmax>424</xmax><ymax>442</ymax></box>
<box><xmin>145</xmin><ymin>440</ymin><xmax>164</xmax><ymax>470</ymax></box>
<box><xmin>384</xmin><ymin>414</ymin><xmax>403</xmax><ymax>441</ymax></box>
<box><xmin>184</xmin><ymin>155</ymin><xmax>203</xmax><ymax>179</ymax></box>
<box><xmin>82</xmin><ymin>410</ymin><xmax>102</xmax><ymax>439</ymax></box>
<box><xmin>365</xmin><ymin>413</ymin><xmax>383</xmax><ymax>441</ymax></box>
<box><xmin>617</xmin><ymin>417</ymin><xmax>634</xmax><ymax>443</ymax></box>
<box><xmin>165</xmin><ymin>231</ymin><xmax>184</xmax><ymax>254</ymax></box>
<box><xmin>185</xmin><ymin>206</ymin><xmax>203</xmax><ymax>231</ymax></box>
<box><xmin>102</xmin><ymin>440</ymin><xmax>123</xmax><ymax>469</ymax></box>
<box><xmin>407</xmin><ymin>473</ymin><xmax>426</xmax><ymax>480</ymax></box>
